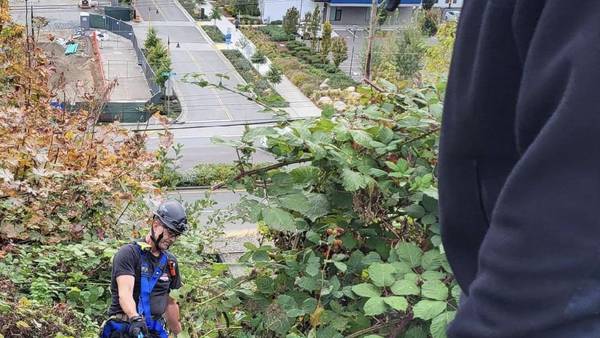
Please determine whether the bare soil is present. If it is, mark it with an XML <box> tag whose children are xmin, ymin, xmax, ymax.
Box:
<box><xmin>38</xmin><ymin>32</ymin><xmax>104</xmax><ymax>103</ymax></box>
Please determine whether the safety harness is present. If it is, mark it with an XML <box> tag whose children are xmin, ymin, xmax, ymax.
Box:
<box><xmin>100</xmin><ymin>242</ymin><xmax>169</xmax><ymax>338</ymax></box>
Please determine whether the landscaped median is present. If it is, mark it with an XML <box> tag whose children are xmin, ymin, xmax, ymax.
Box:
<box><xmin>202</xmin><ymin>25</ymin><xmax>225</xmax><ymax>42</ymax></box>
<box><xmin>241</xmin><ymin>27</ymin><xmax>356</xmax><ymax>99</ymax></box>
<box><xmin>221</xmin><ymin>50</ymin><xmax>288</xmax><ymax>108</ymax></box>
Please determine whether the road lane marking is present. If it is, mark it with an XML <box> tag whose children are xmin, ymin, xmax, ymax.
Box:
<box><xmin>184</xmin><ymin>49</ymin><xmax>234</xmax><ymax>121</ymax></box>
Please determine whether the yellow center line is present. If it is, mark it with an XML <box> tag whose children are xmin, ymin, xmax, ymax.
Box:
<box><xmin>183</xmin><ymin>49</ymin><xmax>234</xmax><ymax>121</ymax></box>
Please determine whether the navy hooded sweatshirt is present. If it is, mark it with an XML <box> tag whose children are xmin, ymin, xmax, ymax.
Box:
<box><xmin>439</xmin><ymin>1</ymin><xmax>600</xmax><ymax>337</ymax></box>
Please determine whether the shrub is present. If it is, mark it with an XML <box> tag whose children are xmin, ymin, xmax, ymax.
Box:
<box><xmin>267</xmin><ymin>66</ymin><xmax>283</xmax><ymax>84</ymax></box>
<box><xmin>300</xmin><ymin>82</ymin><xmax>318</xmax><ymax>96</ymax></box>
<box><xmin>325</xmin><ymin>64</ymin><xmax>338</xmax><ymax>73</ymax></box>
<box><xmin>331</xmin><ymin>36</ymin><xmax>348</xmax><ymax>67</ymax></box>
<box><xmin>269</xmin><ymin>20</ymin><xmax>283</xmax><ymax>25</ymax></box>
<box><xmin>202</xmin><ymin>25</ymin><xmax>225</xmax><ymax>42</ymax></box>
<box><xmin>290</xmin><ymin>72</ymin><xmax>310</xmax><ymax>85</ymax></box>
<box><xmin>258</xmin><ymin>25</ymin><xmax>293</xmax><ymax>41</ymax></box>
<box><xmin>251</xmin><ymin>50</ymin><xmax>267</xmax><ymax>64</ymax></box>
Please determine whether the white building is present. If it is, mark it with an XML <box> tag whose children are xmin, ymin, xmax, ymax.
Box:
<box><xmin>258</xmin><ymin>0</ymin><xmax>462</xmax><ymax>26</ymax></box>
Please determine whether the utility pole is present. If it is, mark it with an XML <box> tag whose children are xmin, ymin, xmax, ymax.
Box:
<box><xmin>364</xmin><ymin>0</ymin><xmax>378</xmax><ymax>81</ymax></box>
<box><xmin>30</xmin><ymin>5</ymin><xmax>34</xmax><ymax>39</ymax></box>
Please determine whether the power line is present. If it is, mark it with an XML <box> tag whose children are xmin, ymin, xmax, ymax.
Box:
<box><xmin>131</xmin><ymin>116</ymin><xmax>310</xmax><ymax>132</ymax></box>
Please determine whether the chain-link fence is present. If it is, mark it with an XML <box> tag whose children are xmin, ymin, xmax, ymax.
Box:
<box><xmin>89</xmin><ymin>13</ymin><xmax>163</xmax><ymax>122</ymax></box>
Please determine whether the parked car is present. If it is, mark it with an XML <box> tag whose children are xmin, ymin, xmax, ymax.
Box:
<box><xmin>444</xmin><ymin>10</ymin><xmax>461</xmax><ymax>22</ymax></box>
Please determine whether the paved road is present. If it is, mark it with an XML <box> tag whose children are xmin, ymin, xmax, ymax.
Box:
<box><xmin>168</xmin><ymin>188</ymin><xmax>258</xmax><ymax>236</ymax></box>
<box><xmin>133</xmin><ymin>0</ymin><xmax>268</xmax><ymax>123</ymax></box>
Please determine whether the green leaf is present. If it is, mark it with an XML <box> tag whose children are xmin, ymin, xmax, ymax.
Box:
<box><xmin>421</xmin><ymin>250</ymin><xmax>444</xmax><ymax>270</ymax></box>
<box><xmin>306</xmin><ymin>230</ymin><xmax>321</xmax><ymax>243</ymax></box>
<box><xmin>263</xmin><ymin>207</ymin><xmax>296</xmax><ymax>232</ymax></box>
<box><xmin>390</xmin><ymin>279</ymin><xmax>420</xmax><ymax>296</ymax></box>
<box><xmin>362</xmin><ymin>252</ymin><xmax>383</xmax><ymax>265</ymax></box>
<box><xmin>290</xmin><ymin>166</ymin><xmax>320</xmax><ymax>186</ymax></box>
<box><xmin>363</xmin><ymin>297</ymin><xmax>387</xmax><ymax>316</ymax></box>
<box><xmin>430</xmin><ymin>311</ymin><xmax>456</xmax><ymax>338</ymax></box>
<box><xmin>396</xmin><ymin>243</ymin><xmax>423</xmax><ymax>268</ymax></box>
<box><xmin>383</xmin><ymin>296</ymin><xmax>408</xmax><ymax>312</ymax></box>
<box><xmin>412</xmin><ymin>300</ymin><xmax>447</xmax><ymax>320</ymax></box>
<box><xmin>405</xmin><ymin>204</ymin><xmax>426</xmax><ymax>218</ymax></box>
<box><xmin>278</xmin><ymin>193</ymin><xmax>310</xmax><ymax>213</ymax></box>
<box><xmin>364</xmin><ymin>336</ymin><xmax>384</xmax><ymax>338</ymax></box>
<box><xmin>256</xmin><ymin>276</ymin><xmax>275</xmax><ymax>294</ymax></box>
<box><xmin>305</xmin><ymin>257</ymin><xmax>321</xmax><ymax>277</ymax></box>
<box><xmin>422</xmin><ymin>187</ymin><xmax>439</xmax><ymax>199</ymax></box>
<box><xmin>377</xmin><ymin>127</ymin><xmax>394</xmax><ymax>144</ymax></box>
<box><xmin>390</xmin><ymin>261</ymin><xmax>412</xmax><ymax>276</ymax></box>
<box><xmin>350</xmin><ymin>130</ymin><xmax>374</xmax><ymax>148</ymax></box>
<box><xmin>321</xmin><ymin>105</ymin><xmax>334</xmax><ymax>118</ymax></box>
<box><xmin>368</xmin><ymin>168</ymin><xmax>389</xmax><ymax>177</ymax></box>
<box><xmin>341</xmin><ymin>168</ymin><xmax>367</xmax><ymax>191</ymax></box>
<box><xmin>277</xmin><ymin>294</ymin><xmax>298</xmax><ymax>312</ymax></box>
<box><xmin>298</xmin><ymin>276</ymin><xmax>319</xmax><ymax>291</ymax></box>
<box><xmin>403</xmin><ymin>326</ymin><xmax>428</xmax><ymax>338</ymax></box>
<box><xmin>421</xmin><ymin>280</ymin><xmax>448</xmax><ymax>301</ymax></box>
<box><xmin>333</xmin><ymin>261</ymin><xmax>347</xmax><ymax>272</ymax></box>
<box><xmin>368</xmin><ymin>263</ymin><xmax>396</xmax><ymax>287</ymax></box>
<box><xmin>451</xmin><ymin>285</ymin><xmax>461</xmax><ymax>301</ymax></box>
<box><xmin>304</xmin><ymin>193</ymin><xmax>330</xmax><ymax>221</ymax></box>
<box><xmin>421</xmin><ymin>214</ymin><xmax>437</xmax><ymax>225</ymax></box>
<box><xmin>351</xmin><ymin>283</ymin><xmax>381</xmax><ymax>298</ymax></box>
<box><xmin>302</xmin><ymin>298</ymin><xmax>318</xmax><ymax>314</ymax></box>
<box><xmin>421</xmin><ymin>270</ymin><xmax>445</xmax><ymax>281</ymax></box>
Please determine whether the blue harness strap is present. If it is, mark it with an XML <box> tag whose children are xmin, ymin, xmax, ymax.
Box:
<box><xmin>135</xmin><ymin>243</ymin><xmax>169</xmax><ymax>338</ymax></box>
<box><xmin>100</xmin><ymin>319</ymin><xmax>128</xmax><ymax>338</ymax></box>
<box><xmin>101</xmin><ymin>243</ymin><xmax>169</xmax><ymax>338</ymax></box>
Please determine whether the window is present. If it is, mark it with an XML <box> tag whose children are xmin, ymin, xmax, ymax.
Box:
<box><xmin>334</xmin><ymin>8</ymin><xmax>342</xmax><ymax>21</ymax></box>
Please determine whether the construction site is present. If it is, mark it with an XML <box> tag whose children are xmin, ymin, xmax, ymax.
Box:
<box><xmin>11</xmin><ymin>0</ymin><xmax>156</xmax><ymax>122</ymax></box>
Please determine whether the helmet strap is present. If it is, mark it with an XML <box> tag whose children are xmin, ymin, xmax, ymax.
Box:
<box><xmin>150</xmin><ymin>219</ymin><xmax>164</xmax><ymax>251</ymax></box>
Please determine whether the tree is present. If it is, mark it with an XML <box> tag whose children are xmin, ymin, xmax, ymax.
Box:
<box><xmin>302</xmin><ymin>12</ymin><xmax>312</xmax><ymax>40</ymax></box>
<box><xmin>422</xmin><ymin>0</ymin><xmax>436</xmax><ymax>10</ymax></box>
<box><xmin>320</xmin><ymin>20</ymin><xmax>332</xmax><ymax>58</ymax></box>
<box><xmin>210</xmin><ymin>7</ymin><xmax>222</xmax><ymax>26</ymax></box>
<box><xmin>266</xmin><ymin>66</ymin><xmax>282</xmax><ymax>84</ymax></box>
<box><xmin>395</xmin><ymin>27</ymin><xmax>425</xmax><ymax>78</ymax></box>
<box><xmin>282</xmin><ymin>7</ymin><xmax>299</xmax><ymax>36</ymax></box>
<box><xmin>32</xmin><ymin>16</ymin><xmax>48</xmax><ymax>40</ymax></box>
<box><xmin>331</xmin><ymin>36</ymin><xmax>348</xmax><ymax>67</ymax></box>
<box><xmin>308</xmin><ymin>6</ymin><xmax>321</xmax><ymax>51</ymax></box>
<box><xmin>144</xmin><ymin>27</ymin><xmax>160</xmax><ymax>51</ymax></box>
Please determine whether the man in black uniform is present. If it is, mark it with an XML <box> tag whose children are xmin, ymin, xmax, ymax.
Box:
<box><xmin>101</xmin><ymin>200</ymin><xmax>188</xmax><ymax>338</ymax></box>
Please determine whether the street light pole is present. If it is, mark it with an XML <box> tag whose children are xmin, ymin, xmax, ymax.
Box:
<box><xmin>347</xmin><ymin>26</ymin><xmax>357</xmax><ymax>77</ymax></box>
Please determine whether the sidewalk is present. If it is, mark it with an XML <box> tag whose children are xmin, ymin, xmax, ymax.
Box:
<box><xmin>199</xmin><ymin>2</ymin><xmax>321</xmax><ymax>118</ymax></box>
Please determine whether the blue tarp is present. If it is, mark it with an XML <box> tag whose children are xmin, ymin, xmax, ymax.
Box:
<box><xmin>65</xmin><ymin>43</ymin><xmax>79</xmax><ymax>55</ymax></box>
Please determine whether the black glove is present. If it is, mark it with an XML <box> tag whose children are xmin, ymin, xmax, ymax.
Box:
<box><xmin>128</xmin><ymin>315</ymin><xmax>148</xmax><ymax>337</ymax></box>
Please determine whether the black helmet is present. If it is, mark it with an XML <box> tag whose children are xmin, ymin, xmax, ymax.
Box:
<box><xmin>153</xmin><ymin>200</ymin><xmax>188</xmax><ymax>235</ymax></box>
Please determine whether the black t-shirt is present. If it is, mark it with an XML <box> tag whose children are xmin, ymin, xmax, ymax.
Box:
<box><xmin>108</xmin><ymin>243</ymin><xmax>182</xmax><ymax>318</ymax></box>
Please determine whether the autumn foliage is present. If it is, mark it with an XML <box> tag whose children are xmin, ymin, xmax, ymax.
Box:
<box><xmin>0</xmin><ymin>5</ymin><xmax>160</xmax><ymax>243</ymax></box>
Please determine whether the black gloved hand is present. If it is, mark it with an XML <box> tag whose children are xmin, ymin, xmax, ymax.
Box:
<box><xmin>128</xmin><ymin>315</ymin><xmax>149</xmax><ymax>337</ymax></box>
